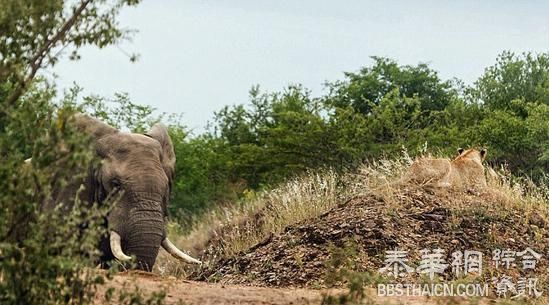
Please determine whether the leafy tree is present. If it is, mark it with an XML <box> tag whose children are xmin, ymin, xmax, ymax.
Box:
<box><xmin>472</xmin><ymin>51</ymin><xmax>549</xmax><ymax>114</ymax></box>
<box><xmin>421</xmin><ymin>98</ymin><xmax>483</xmax><ymax>154</ymax></box>
<box><xmin>325</xmin><ymin>56</ymin><xmax>456</xmax><ymax>116</ymax></box>
<box><xmin>324</xmin><ymin>105</ymin><xmax>371</xmax><ymax>164</ymax></box>
<box><xmin>256</xmin><ymin>85</ymin><xmax>330</xmax><ymax>183</ymax></box>
<box><xmin>471</xmin><ymin>52</ymin><xmax>549</xmax><ymax>176</ymax></box>
<box><xmin>211</xmin><ymin>85</ymin><xmax>372</xmax><ymax>189</ymax></box>
<box><xmin>364</xmin><ymin>88</ymin><xmax>423</xmax><ymax>155</ymax></box>
<box><xmin>475</xmin><ymin>101</ymin><xmax>548</xmax><ymax>176</ymax></box>
<box><xmin>169</xmin><ymin>132</ymin><xmax>235</xmax><ymax>227</ymax></box>
<box><xmin>0</xmin><ymin>0</ymin><xmax>140</xmax><ymax>111</ymax></box>
<box><xmin>0</xmin><ymin>1</ymin><xmax>141</xmax><ymax>304</ymax></box>
<box><xmin>182</xmin><ymin>51</ymin><xmax>548</xmax><ymax>224</ymax></box>
<box><xmin>526</xmin><ymin>103</ymin><xmax>549</xmax><ymax>163</ymax></box>
<box><xmin>0</xmin><ymin>88</ymin><xmax>105</xmax><ymax>305</ymax></box>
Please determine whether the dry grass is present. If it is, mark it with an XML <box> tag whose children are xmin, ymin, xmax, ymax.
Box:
<box><xmin>155</xmin><ymin>168</ymin><xmax>348</xmax><ymax>276</ymax></box>
<box><xmin>167</xmin><ymin>151</ymin><xmax>415</xmax><ymax>265</ymax></box>
<box><xmin>177</xmin><ymin>169</ymin><xmax>343</xmax><ymax>258</ymax></box>
<box><xmin>156</xmin><ymin>152</ymin><xmax>548</xmax><ymax>285</ymax></box>
<box><xmin>358</xmin><ymin>154</ymin><xmax>548</xmax><ymax>226</ymax></box>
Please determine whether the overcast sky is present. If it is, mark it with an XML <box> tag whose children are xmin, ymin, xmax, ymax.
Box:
<box><xmin>52</xmin><ymin>0</ymin><xmax>549</xmax><ymax>133</ymax></box>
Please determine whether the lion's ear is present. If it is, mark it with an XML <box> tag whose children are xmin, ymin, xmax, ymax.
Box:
<box><xmin>480</xmin><ymin>149</ymin><xmax>487</xmax><ymax>160</ymax></box>
<box><xmin>457</xmin><ymin>148</ymin><xmax>464</xmax><ymax>155</ymax></box>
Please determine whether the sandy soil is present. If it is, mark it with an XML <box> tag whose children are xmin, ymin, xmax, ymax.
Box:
<box><xmin>94</xmin><ymin>271</ymin><xmax>499</xmax><ymax>305</ymax></box>
<box><xmin>95</xmin><ymin>271</ymin><xmax>325</xmax><ymax>305</ymax></box>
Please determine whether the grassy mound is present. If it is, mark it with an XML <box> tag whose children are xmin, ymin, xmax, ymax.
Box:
<box><xmin>161</xmin><ymin>155</ymin><xmax>548</xmax><ymax>297</ymax></box>
<box><xmin>198</xmin><ymin>187</ymin><xmax>546</xmax><ymax>288</ymax></box>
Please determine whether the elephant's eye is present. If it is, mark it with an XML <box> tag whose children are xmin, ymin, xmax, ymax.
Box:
<box><xmin>111</xmin><ymin>178</ymin><xmax>122</xmax><ymax>189</ymax></box>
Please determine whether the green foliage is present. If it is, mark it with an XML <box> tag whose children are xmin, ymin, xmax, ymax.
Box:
<box><xmin>322</xmin><ymin>242</ymin><xmax>371</xmax><ymax>305</ymax></box>
<box><xmin>211</xmin><ymin>85</ymin><xmax>370</xmax><ymax>188</ymax></box>
<box><xmin>79</xmin><ymin>91</ymin><xmax>157</xmax><ymax>133</ymax></box>
<box><xmin>475</xmin><ymin>101</ymin><xmax>548</xmax><ymax>176</ymax></box>
<box><xmin>169</xmin><ymin>133</ymin><xmax>235</xmax><ymax>227</ymax></box>
<box><xmin>469</xmin><ymin>52</ymin><xmax>549</xmax><ymax>176</ymax></box>
<box><xmin>472</xmin><ymin>51</ymin><xmax>549</xmax><ymax>112</ymax></box>
<box><xmin>0</xmin><ymin>1</ymin><xmax>157</xmax><ymax>304</ymax></box>
<box><xmin>168</xmin><ymin>52</ymin><xmax>547</xmax><ymax>227</ymax></box>
<box><xmin>325</xmin><ymin>56</ymin><xmax>455</xmax><ymax>114</ymax></box>
<box><xmin>0</xmin><ymin>0</ymin><xmax>141</xmax><ymax>109</ymax></box>
<box><xmin>0</xmin><ymin>84</ymin><xmax>107</xmax><ymax>305</ymax></box>
<box><xmin>365</xmin><ymin>88</ymin><xmax>423</xmax><ymax>155</ymax></box>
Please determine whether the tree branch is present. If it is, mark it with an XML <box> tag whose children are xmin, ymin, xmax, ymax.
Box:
<box><xmin>4</xmin><ymin>0</ymin><xmax>93</xmax><ymax>108</ymax></box>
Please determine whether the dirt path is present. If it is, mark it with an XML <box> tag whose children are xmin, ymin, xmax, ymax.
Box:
<box><xmin>95</xmin><ymin>271</ymin><xmax>325</xmax><ymax>305</ymax></box>
<box><xmin>94</xmin><ymin>271</ymin><xmax>502</xmax><ymax>305</ymax></box>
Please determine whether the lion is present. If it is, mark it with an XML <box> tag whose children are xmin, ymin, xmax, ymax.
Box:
<box><xmin>408</xmin><ymin>148</ymin><xmax>487</xmax><ymax>190</ymax></box>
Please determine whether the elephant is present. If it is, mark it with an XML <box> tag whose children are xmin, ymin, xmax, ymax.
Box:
<box><xmin>31</xmin><ymin>113</ymin><xmax>201</xmax><ymax>271</ymax></box>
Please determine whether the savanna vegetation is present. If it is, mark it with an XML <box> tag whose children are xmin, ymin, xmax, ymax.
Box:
<box><xmin>167</xmin><ymin>52</ymin><xmax>548</xmax><ymax>228</ymax></box>
<box><xmin>0</xmin><ymin>0</ymin><xmax>547</xmax><ymax>304</ymax></box>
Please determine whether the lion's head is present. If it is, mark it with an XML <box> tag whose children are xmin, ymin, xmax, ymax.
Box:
<box><xmin>455</xmin><ymin>148</ymin><xmax>487</xmax><ymax>164</ymax></box>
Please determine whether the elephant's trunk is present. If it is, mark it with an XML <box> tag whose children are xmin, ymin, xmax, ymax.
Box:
<box><xmin>122</xmin><ymin>193</ymin><xmax>165</xmax><ymax>271</ymax></box>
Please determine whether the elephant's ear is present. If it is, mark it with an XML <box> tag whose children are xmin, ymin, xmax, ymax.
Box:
<box><xmin>69</xmin><ymin>114</ymin><xmax>118</xmax><ymax>205</ymax></box>
<box><xmin>145</xmin><ymin>123</ymin><xmax>176</xmax><ymax>184</ymax></box>
<box><xmin>71</xmin><ymin>113</ymin><xmax>118</xmax><ymax>140</ymax></box>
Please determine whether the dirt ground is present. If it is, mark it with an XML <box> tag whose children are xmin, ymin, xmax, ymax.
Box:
<box><xmin>95</xmin><ymin>271</ymin><xmax>496</xmax><ymax>305</ymax></box>
<box><xmin>94</xmin><ymin>271</ymin><xmax>327</xmax><ymax>305</ymax></box>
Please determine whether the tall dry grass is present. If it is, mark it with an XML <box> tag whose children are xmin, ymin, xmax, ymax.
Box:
<box><xmin>176</xmin><ymin>169</ymin><xmax>343</xmax><ymax>258</ymax></box>
<box><xmin>156</xmin><ymin>152</ymin><xmax>548</xmax><ymax>277</ymax></box>
<box><xmin>155</xmin><ymin>168</ymin><xmax>348</xmax><ymax>276</ymax></box>
<box><xmin>156</xmin><ymin>151</ymin><xmax>415</xmax><ymax>275</ymax></box>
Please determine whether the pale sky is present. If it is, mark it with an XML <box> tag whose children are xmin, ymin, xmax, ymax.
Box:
<box><xmin>52</xmin><ymin>0</ymin><xmax>549</xmax><ymax>133</ymax></box>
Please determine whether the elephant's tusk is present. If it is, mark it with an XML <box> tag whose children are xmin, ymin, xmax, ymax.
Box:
<box><xmin>161</xmin><ymin>238</ymin><xmax>202</xmax><ymax>264</ymax></box>
<box><xmin>109</xmin><ymin>231</ymin><xmax>132</xmax><ymax>261</ymax></box>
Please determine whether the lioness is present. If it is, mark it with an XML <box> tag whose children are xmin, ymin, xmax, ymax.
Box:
<box><xmin>409</xmin><ymin>148</ymin><xmax>487</xmax><ymax>190</ymax></box>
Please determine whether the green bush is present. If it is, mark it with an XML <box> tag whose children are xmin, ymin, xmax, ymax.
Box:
<box><xmin>0</xmin><ymin>84</ymin><xmax>106</xmax><ymax>304</ymax></box>
<box><xmin>1</xmin><ymin>1</ymin><xmax>146</xmax><ymax>304</ymax></box>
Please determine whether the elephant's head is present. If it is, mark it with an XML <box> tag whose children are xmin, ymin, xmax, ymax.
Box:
<box><xmin>72</xmin><ymin>114</ymin><xmax>200</xmax><ymax>271</ymax></box>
